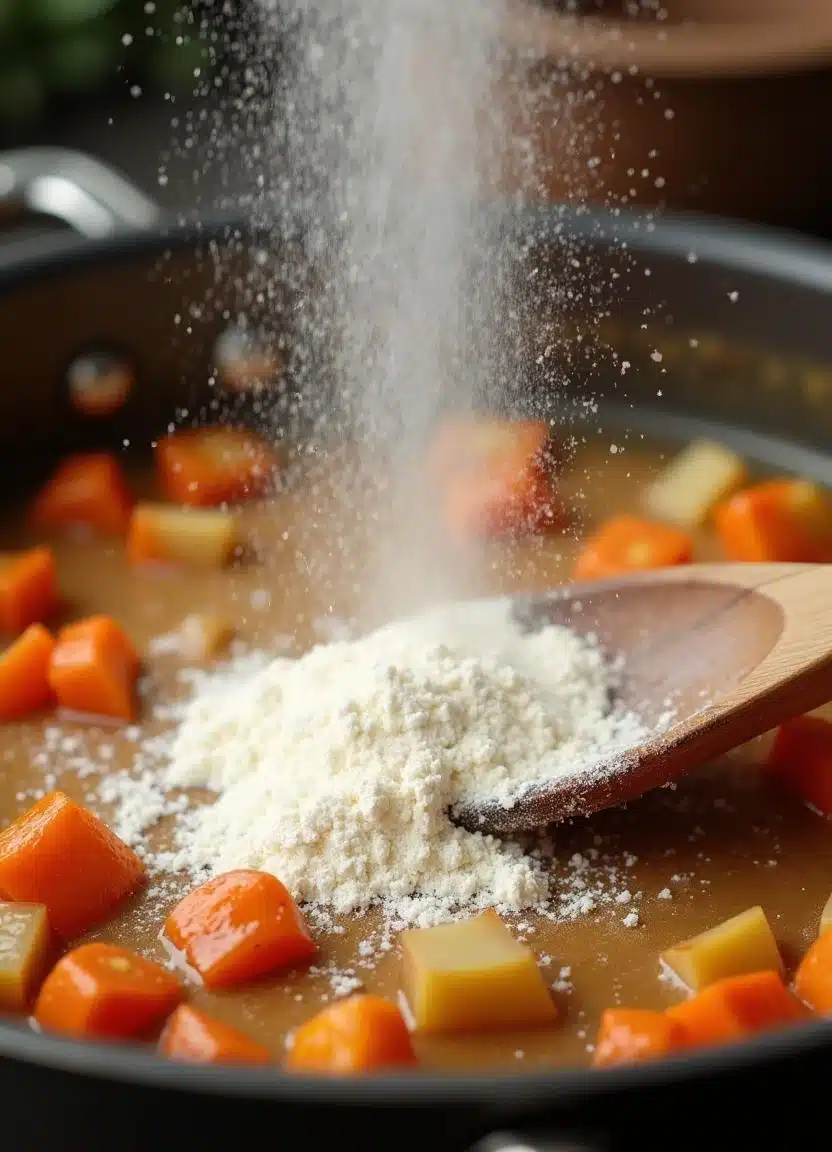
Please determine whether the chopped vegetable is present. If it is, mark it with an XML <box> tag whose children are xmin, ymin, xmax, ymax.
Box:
<box><xmin>0</xmin><ymin>624</ymin><xmax>55</xmax><ymax>721</ymax></box>
<box><xmin>766</xmin><ymin>715</ymin><xmax>832</xmax><ymax>817</ymax></box>
<box><xmin>0</xmin><ymin>791</ymin><xmax>145</xmax><ymax>937</ymax></box>
<box><xmin>821</xmin><ymin>892</ymin><xmax>832</xmax><ymax>938</ymax></box>
<box><xmin>592</xmin><ymin>1008</ymin><xmax>687</xmax><ymax>1067</ymax></box>
<box><xmin>643</xmin><ymin>439</ymin><xmax>747</xmax><ymax>529</ymax></box>
<box><xmin>661</xmin><ymin>906</ymin><xmax>783</xmax><ymax>992</ymax></box>
<box><xmin>164</xmin><ymin>869</ymin><xmax>316</xmax><ymax>989</ymax></box>
<box><xmin>31</xmin><ymin>453</ymin><xmax>133</xmax><ymax>536</ymax></box>
<box><xmin>285</xmin><ymin>994</ymin><xmax>417</xmax><ymax>1074</ymax></box>
<box><xmin>573</xmin><ymin>515</ymin><xmax>693</xmax><ymax>581</ymax></box>
<box><xmin>156</xmin><ymin>427</ymin><xmax>279</xmax><ymax>508</ymax></box>
<box><xmin>177</xmin><ymin>613</ymin><xmax>234</xmax><ymax>661</ymax></box>
<box><xmin>427</xmin><ymin>418</ymin><xmax>556</xmax><ymax>485</ymax></box>
<box><xmin>0</xmin><ymin>902</ymin><xmax>51</xmax><ymax>1011</ymax></box>
<box><xmin>714</xmin><ymin>479</ymin><xmax>832</xmax><ymax>562</ymax></box>
<box><xmin>794</xmin><ymin>931</ymin><xmax>832</xmax><ymax>1012</ymax></box>
<box><xmin>401</xmin><ymin>908</ymin><xmax>557</xmax><ymax>1034</ymax></box>
<box><xmin>127</xmin><ymin>503</ymin><xmax>239</xmax><ymax>568</ymax></box>
<box><xmin>428</xmin><ymin>418</ymin><xmax>564</xmax><ymax>540</ymax></box>
<box><xmin>159</xmin><ymin>1004</ymin><xmax>271</xmax><ymax>1065</ymax></box>
<box><xmin>0</xmin><ymin>547</ymin><xmax>59</xmax><ymax>635</ymax></box>
<box><xmin>49</xmin><ymin>615</ymin><xmax>138</xmax><ymax>722</ymax></box>
<box><xmin>34</xmin><ymin>942</ymin><xmax>182</xmax><ymax>1040</ymax></box>
<box><xmin>666</xmin><ymin>970</ymin><xmax>806</xmax><ymax>1047</ymax></box>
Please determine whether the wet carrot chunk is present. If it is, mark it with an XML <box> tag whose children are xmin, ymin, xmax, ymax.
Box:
<box><xmin>794</xmin><ymin>931</ymin><xmax>832</xmax><ymax>1013</ymax></box>
<box><xmin>666</xmin><ymin>970</ymin><xmax>807</xmax><ymax>1048</ymax></box>
<box><xmin>714</xmin><ymin>479</ymin><xmax>832</xmax><ymax>562</ymax></box>
<box><xmin>573</xmin><ymin>515</ymin><xmax>693</xmax><ymax>580</ymax></box>
<box><xmin>159</xmin><ymin>1003</ymin><xmax>271</xmax><ymax>1065</ymax></box>
<box><xmin>428</xmin><ymin>418</ymin><xmax>563</xmax><ymax>540</ymax></box>
<box><xmin>31</xmin><ymin>453</ymin><xmax>133</xmax><ymax>536</ymax></box>
<box><xmin>164</xmin><ymin>869</ymin><xmax>316</xmax><ymax>989</ymax></box>
<box><xmin>0</xmin><ymin>624</ymin><xmax>55</xmax><ymax>721</ymax></box>
<box><xmin>767</xmin><ymin>716</ymin><xmax>832</xmax><ymax>817</ymax></box>
<box><xmin>285</xmin><ymin>995</ymin><xmax>417</xmax><ymax>1075</ymax></box>
<box><xmin>0</xmin><ymin>547</ymin><xmax>59</xmax><ymax>635</ymax></box>
<box><xmin>592</xmin><ymin>1008</ymin><xmax>687</xmax><ymax>1067</ymax></box>
<box><xmin>34</xmin><ymin>943</ymin><xmax>182</xmax><ymax>1040</ymax></box>
<box><xmin>48</xmin><ymin>615</ymin><xmax>138</xmax><ymax>722</ymax></box>
<box><xmin>156</xmin><ymin>427</ymin><xmax>279</xmax><ymax>507</ymax></box>
<box><xmin>0</xmin><ymin>791</ymin><xmax>146</xmax><ymax>938</ymax></box>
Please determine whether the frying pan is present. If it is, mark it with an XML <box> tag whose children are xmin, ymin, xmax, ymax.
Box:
<box><xmin>0</xmin><ymin>147</ymin><xmax>830</xmax><ymax>1152</ymax></box>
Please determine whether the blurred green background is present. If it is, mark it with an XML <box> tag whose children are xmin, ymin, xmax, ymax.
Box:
<box><xmin>0</xmin><ymin>0</ymin><xmax>214</xmax><ymax>137</ymax></box>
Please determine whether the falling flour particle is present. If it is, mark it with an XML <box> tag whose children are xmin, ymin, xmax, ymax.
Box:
<box><xmin>164</xmin><ymin>598</ymin><xmax>649</xmax><ymax>926</ymax></box>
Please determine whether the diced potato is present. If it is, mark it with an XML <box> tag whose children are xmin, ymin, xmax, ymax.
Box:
<box><xmin>127</xmin><ymin>503</ymin><xmax>239</xmax><ymax>569</ymax></box>
<box><xmin>401</xmin><ymin>908</ymin><xmax>557</xmax><ymax>1035</ymax></box>
<box><xmin>661</xmin><ymin>905</ymin><xmax>782</xmax><ymax>992</ymax></box>
<box><xmin>0</xmin><ymin>901</ymin><xmax>51</xmax><ymax>1011</ymax></box>
<box><xmin>178</xmin><ymin>614</ymin><xmax>234</xmax><ymax>661</ymax></box>
<box><xmin>643</xmin><ymin>439</ymin><xmax>747</xmax><ymax>529</ymax></box>
<box><xmin>821</xmin><ymin>893</ymin><xmax>832</xmax><ymax>938</ymax></box>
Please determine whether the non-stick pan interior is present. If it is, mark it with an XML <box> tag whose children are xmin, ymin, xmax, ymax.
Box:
<box><xmin>0</xmin><ymin>207</ymin><xmax>830</xmax><ymax>1128</ymax></box>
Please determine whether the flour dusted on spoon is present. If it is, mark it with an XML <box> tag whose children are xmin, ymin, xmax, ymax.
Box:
<box><xmin>165</xmin><ymin>599</ymin><xmax>649</xmax><ymax>925</ymax></box>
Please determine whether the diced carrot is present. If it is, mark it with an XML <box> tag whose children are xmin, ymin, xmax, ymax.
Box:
<box><xmin>164</xmin><ymin>869</ymin><xmax>316</xmax><ymax>989</ymax></box>
<box><xmin>0</xmin><ymin>547</ymin><xmax>59</xmax><ymax>635</ymax></box>
<box><xmin>48</xmin><ymin>615</ymin><xmax>138</xmax><ymax>722</ymax></box>
<box><xmin>592</xmin><ymin>1008</ymin><xmax>687</xmax><ymax>1067</ymax></box>
<box><xmin>766</xmin><ymin>716</ymin><xmax>832</xmax><ymax>817</ymax></box>
<box><xmin>714</xmin><ymin>479</ymin><xmax>832</xmax><ymax>563</ymax></box>
<box><xmin>427</xmin><ymin>418</ymin><xmax>556</xmax><ymax>486</ymax></box>
<box><xmin>794</xmin><ymin>930</ymin><xmax>832</xmax><ymax>1012</ymax></box>
<box><xmin>31</xmin><ymin>453</ymin><xmax>133</xmax><ymax>536</ymax></box>
<box><xmin>573</xmin><ymin>515</ymin><xmax>693</xmax><ymax>580</ymax></box>
<box><xmin>127</xmin><ymin>503</ymin><xmax>238</xmax><ymax>569</ymax></box>
<box><xmin>0</xmin><ymin>791</ymin><xmax>146</xmax><ymax>937</ymax></box>
<box><xmin>0</xmin><ymin>624</ymin><xmax>55</xmax><ymax>721</ymax></box>
<box><xmin>34</xmin><ymin>943</ymin><xmax>182</xmax><ymax>1040</ymax></box>
<box><xmin>285</xmin><ymin>995</ymin><xmax>417</xmax><ymax>1075</ymax></box>
<box><xmin>156</xmin><ymin>427</ymin><xmax>279</xmax><ymax>508</ymax></box>
<box><xmin>666</xmin><ymin>970</ymin><xmax>807</xmax><ymax>1048</ymax></box>
<box><xmin>443</xmin><ymin>466</ymin><xmax>566</xmax><ymax>540</ymax></box>
<box><xmin>159</xmin><ymin>1004</ymin><xmax>272</xmax><ymax>1065</ymax></box>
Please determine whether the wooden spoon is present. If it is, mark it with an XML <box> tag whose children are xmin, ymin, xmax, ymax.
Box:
<box><xmin>459</xmin><ymin>562</ymin><xmax>832</xmax><ymax>835</ymax></box>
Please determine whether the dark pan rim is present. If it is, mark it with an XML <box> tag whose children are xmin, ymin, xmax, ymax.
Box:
<box><xmin>0</xmin><ymin>202</ymin><xmax>830</xmax><ymax>1100</ymax></box>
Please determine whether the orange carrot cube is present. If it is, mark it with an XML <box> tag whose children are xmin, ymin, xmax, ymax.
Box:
<box><xmin>573</xmin><ymin>515</ymin><xmax>693</xmax><ymax>581</ymax></box>
<box><xmin>767</xmin><ymin>716</ymin><xmax>832</xmax><ymax>817</ymax></box>
<box><xmin>285</xmin><ymin>995</ymin><xmax>417</xmax><ymax>1074</ymax></box>
<box><xmin>31</xmin><ymin>453</ymin><xmax>133</xmax><ymax>536</ymax></box>
<box><xmin>0</xmin><ymin>547</ymin><xmax>59</xmax><ymax>635</ymax></box>
<box><xmin>48</xmin><ymin>615</ymin><xmax>138</xmax><ymax>722</ymax></box>
<box><xmin>156</xmin><ymin>427</ymin><xmax>279</xmax><ymax>507</ymax></box>
<box><xmin>0</xmin><ymin>624</ymin><xmax>55</xmax><ymax>721</ymax></box>
<box><xmin>34</xmin><ymin>943</ymin><xmax>182</xmax><ymax>1039</ymax></box>
<box><xmin>159</xmin><ymin>1004</ymin><xmax>271</xmax><ymax>1065</ymax></box>
<box><xmin>666</xmin><ymin>970</ymin><xmax>807</xmax><ymax>1048</ymax></box>
<box><xmin>0</xmin><ymin>791</ymin><xmax>146</xmax><ymax>937</ymax></box>
<box><xmin>794</xmin><ymin>930</ymin><xmax>832</xmax><ymax>1013</ymax></box>
<box><xmin>164</xmin><ymin>869</ymin><xmax>316</xmax><ymax>989</ymax></box>
<box><xmin>427</xmin><ymin>418</ymin><xmax>556</xmax><ymax>485</ymax></box>
<box><xmin>593</xmin><ymin>1008</ymin><xmax>687</xmax><ymax>1067</ymax></box>
<box><xmin>714</xmin><ymin>479</ymin><xmax>832</xmax><ymax>563</ymax></box>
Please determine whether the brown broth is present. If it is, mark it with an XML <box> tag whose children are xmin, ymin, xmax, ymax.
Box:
<box><xmin>0</xmin><ymin>438</ymin><xmax>830</xmax><ymax>1070</ymax></box>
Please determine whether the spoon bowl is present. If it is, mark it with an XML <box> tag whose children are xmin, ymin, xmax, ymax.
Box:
<box><xmin>460</xmin><ymin>562</ymin><xmax>832</xmax><ymax>834</ymax></box>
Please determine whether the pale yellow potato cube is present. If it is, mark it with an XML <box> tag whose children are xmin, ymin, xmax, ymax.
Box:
<box><xmin>0</xmin><ymin>902</ymin><xmax>51</xmax><ymax>1011</ymax></box>
<box><xmin>820</xmin><ymin>892</ymin><xmax>832</xmax><ymax>938</ymax></box>
<box><xmin>661</xmin><ymin>905</ymin><xmax>782</xmax><ymax>992</ymax></box>
<box><xmin>644</xmin><ymin>439</ymin><xmax>747</xmax><ymax>529</ymax></box>
<box><xmin>179</xmin><ymin>613</ymin><xmax>234</xmax><ymax>661</ymax></box>
<box><xmin>129</xmin><ymin>503</ymin><xmax>239</xmax><ymax>569</ymax></box>
<box><xmin>401</xmin><ymin>908</ymin><xmax>557</xmax><ymax>1035</ymax></box>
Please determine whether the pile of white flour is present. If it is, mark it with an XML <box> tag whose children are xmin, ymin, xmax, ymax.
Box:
<box><xmin>165</xmin><ymin>599</ymin><xmax>649</xmax><ymax>926</ymax></box>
